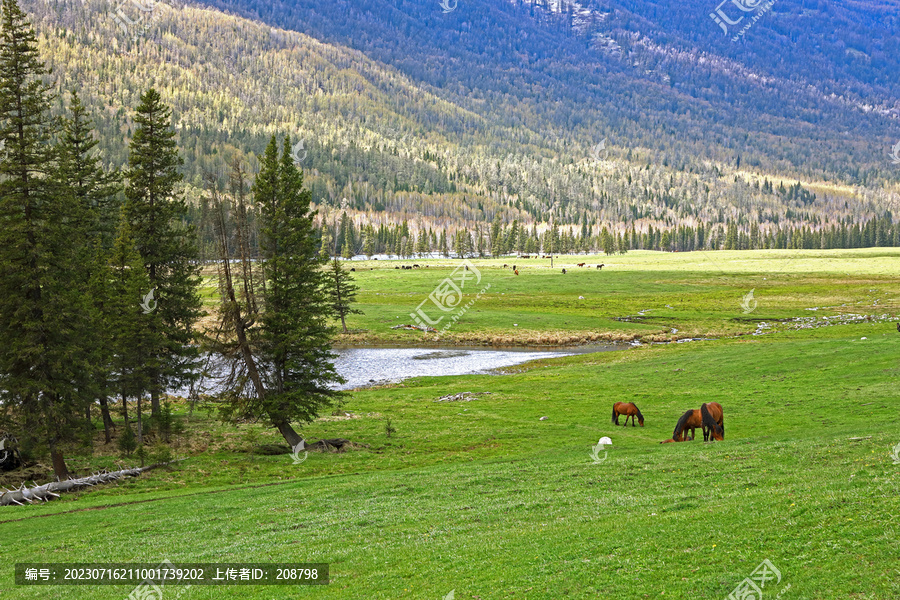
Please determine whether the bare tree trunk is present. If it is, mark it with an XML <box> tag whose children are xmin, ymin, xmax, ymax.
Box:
<box><xmin>98</xmin><ymin>396</ymin><xmax>114</xmax><ymax>444</ymax></box>
<box><xmin>42</xmin><ymin>394</ymin><xmax>70</xmax><ymax>480</ymax></box>
<box><xmin>274</xmin><ymin>420</ymin><xmax>303</xmax><ymax>448</ymax></box>
<box><xmin>150</xmin><ymin>389</ymin><xmax>160</xmax><ymax>418</ymax></box>
<box><xmin>0</xmin><ymin>460</ymin><xmax>184</xmax><ymax>506</ymax></box>
<box><xmin>47</xmin><ymin>436</ymin><xmax>68</xmax><ymax>480</ymax></box>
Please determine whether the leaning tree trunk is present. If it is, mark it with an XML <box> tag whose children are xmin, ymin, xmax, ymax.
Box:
<box><xmin>209</xmin><ymin>173</ymin><xmax>306</xmax><ymax>455</ymax></box>
<box><xmin>274</xmin><ymin>420</ymin><xmax>303</xmax><ymax>448</ymax></box>
<box><xmin>0</xmin><ymin>461</ymin><xmax>182</xmax><ymax>506</ymax></box>
<box><xmin>47</xmin><ymin>436</ymin><xmax>68</xmax><ymax>481</ymax></box>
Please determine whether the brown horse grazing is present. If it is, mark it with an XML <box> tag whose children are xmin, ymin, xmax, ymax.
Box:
<box><xmin>612</xmin><ymin>402</ymin><xmax>644</xmax><ymax>427</ymax></box>
<box><xmin>701</xmin><ymin>402</ymin><xmax>724</xmax><ymax>441</ymax></box>
<box><xmin>671</xmin><ymin>409</ymin><xmax>702</xmax><ymax>442</ymax></box>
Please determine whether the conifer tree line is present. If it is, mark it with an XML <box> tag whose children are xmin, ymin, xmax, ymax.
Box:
<box><xmin>0</xmin><ymin>0</ymin><xmax>348</xmax><ymax>477</ymax></box>
<box><xmin>201</xmin><ymin>170</ymin><xmax>900</xmax><ymax>261</ymax></box>
<box><xmin>266</xmin><ymin>207</ymin><xmax>900</xmax><ymax>261</ymax></box>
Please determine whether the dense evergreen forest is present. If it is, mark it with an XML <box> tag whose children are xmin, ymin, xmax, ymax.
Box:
<box><xmin>0</xmin><ymin>0</ymin><xmax>349</xmax><ymax>477</ymax></box>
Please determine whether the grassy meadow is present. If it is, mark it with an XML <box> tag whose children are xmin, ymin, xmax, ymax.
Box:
<box><xmin>2</xmin><ymin>249</ymin><xmax>900</xmax><ymax>599</ymax></box>
<box><xmin>285</xmin><ymin>248</ymin><xmax>900</xmax><ymax>345</ymax></box>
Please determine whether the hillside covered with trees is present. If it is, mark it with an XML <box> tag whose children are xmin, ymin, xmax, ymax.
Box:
<box><xmin>15</xmin><ymin>0</ymin><xmax>900</xmax><ymax>255</ymax></box>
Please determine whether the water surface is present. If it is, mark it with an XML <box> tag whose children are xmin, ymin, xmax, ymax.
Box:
<box><xmin>332</xmin><ymin>345</ymin><xmax>620</xmax><ymax>390</ymax></box>
<box><xmin>177</xmin><ymin>345</ymin><xmax>622</xmax><ymax>395</ymax></box>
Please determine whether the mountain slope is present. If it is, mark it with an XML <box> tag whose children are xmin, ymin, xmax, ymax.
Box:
<box><xmin>19</xmin><ymin>0</ymin><xmax>900</xmax><ymax>236</ymax></box>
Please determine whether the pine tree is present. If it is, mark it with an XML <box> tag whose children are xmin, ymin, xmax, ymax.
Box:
<box><xmin>601</xmin><ymin>227</ymin><xmax>615</xmax><ymax>255</ymax></box>
<box><xmin>415</xmin><ymin>230</ymin><xmax>428</xmax><ymax>256</ymax></box>
<box><xmin>54</xmin><ymin>90</ymin><xmax>122</xmax><ymax>442</ymax></box>
<box><xmin>55</xmin><ymin>90</ymin><xmax>121</xmax><ymax>248</ymax></box>
<box><xmin>453</xmin><ymin>230</ymin><xmax>467</xmax><ymax>258</ymax></box>
<box><xmin>0</xmin><ymin>0</ymin><xmax>97</xmax><ymax>478</ymax></box>
<box><xmin>325</xmin><ymin>258</ymin><xmax>362</xmax><ymax>333</ymax></box>
<box><xmin>124</xmin><ymin>88</ymin><xmax>202</xmax><ymax>417</ymax></box>
<box><xmin>363</xmin><ymin>226</ymin><xmax>375</xmax><ymax>258</ymax></box>
<box><xmin>319</xmin><ymin>226</ymin><xmax>334</xmax><ymax>259</ymax></box>
<box><xmin>440</xmin><ymin>229</ymin><xmax>449</xmax><ymax>257</ymax></box>
<box><xmin>490</xmin><ymin>215</ymin><xmax>503</xmax><ymax>257</ymax></box>
<box><xmin>252</xmin><ymin>135</ymin><xmax>344</xmax><ymax>446</ymax></box>
<box><xmin>400</xmin><ymin>235</ymin><xmax>411</xmax><ymax>258</ymax></box>
<box><xmin>104</xmin><ymin>209</ymin><xmax>154</xmax><ymax>446</ymax></box>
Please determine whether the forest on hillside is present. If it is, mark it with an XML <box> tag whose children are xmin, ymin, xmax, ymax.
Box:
<box><xmin>16</xmin><ymin>0</ymin><xmax>900</xmax><ymax>248</ymax></box>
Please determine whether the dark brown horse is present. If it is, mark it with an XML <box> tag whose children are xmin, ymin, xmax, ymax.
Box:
<box><xmin>612</xmin><ymin>402</ymin><xmax>644</xmax><ymax>427</ymax></box>
<box><xmin>671</xmin><ymin>408</ymin><xmax>702</xmax><ymax>442</ymax></box>
<box><xmin>701</xmin><ymin>402</ymin><xmax>724</xmax><ymax>441</ymax></box>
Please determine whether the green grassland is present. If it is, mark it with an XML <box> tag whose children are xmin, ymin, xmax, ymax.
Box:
<box><xmin>2</xmin><ymin>249</ymin><xmax>900</xmax><ymax>599</ymax></box>
<box><xmin>285</xmin><ymin>248</ymin><xmax>900</xmax><ymax>345</ymax></box>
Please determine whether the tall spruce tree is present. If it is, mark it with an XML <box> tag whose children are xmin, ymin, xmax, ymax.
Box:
<box><xmin>103</xmin><ymin>209</ymin><xmax>153</xmax><ymax>443</ymax></box>
<box><xmin>253</xmin><ymin>135</ymin><xmax>343</xmax><ymax>446</ymax></box>
<box><xmin>124</xmin><ymin>88</ymin><xmax>202</xmax><ymax>417</ymax></box>
<box><xmin>0</xmin><ymin>0</ymin><xmax>95</xmax><ymax>478</ymax></box>
<box><xmin>54</xmin><ymin>90</ymin><xmax>122</xmax><ymax>441</ymax></box>
<box><xmin>55</xmin><ymin>90</ymin><xmax>121</xmax><ymax>247</ymax></box>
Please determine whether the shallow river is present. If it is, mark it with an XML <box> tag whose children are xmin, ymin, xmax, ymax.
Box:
<box><xmin>332</xmin><ymin>345</ymin><xmax>619</xmax><ymax>390</ymax></box>
<box><xmin>180</xmin><ymin>345</ymin><xmax>622</xmax><ymax>395</ymax></box>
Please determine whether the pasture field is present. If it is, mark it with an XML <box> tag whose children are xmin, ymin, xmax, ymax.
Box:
<box><xmin>1</xmin><ymin>249</ymin><xmax>899</xmax><ymax>599</ymax></box>
<box><xmin>261</xmin><ymin>248</ymin><xmax>899</xmax><ymax>345</ymax></box>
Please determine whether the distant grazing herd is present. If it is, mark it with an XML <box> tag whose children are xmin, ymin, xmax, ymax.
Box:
<box><xmin>381</xmin><ymin>262</ymin><xmax>606</xmax><ymax>275</ymax></box>
<box><xmin>612</xmin><ymin>401</ymin><xmax>725</xmax><ymax>443</ymax></box>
